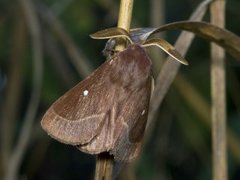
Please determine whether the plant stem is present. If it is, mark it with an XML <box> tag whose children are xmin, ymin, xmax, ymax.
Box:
<box><xmin>117</xmin><ymin>0</ymin><xmax>133</xmax><ymax>31</ymax></box>
<box><xmin>115</xmin><ymin>0</ymin><xmax>134</xmax><ymax>51</ymax></box>
<box><xmin>210</xmin><ymin>0</ymin><xmax>227</xmax><ymax>180</ymax></box>
<box><xmin>94</xmin><ymin>0</ymin><xmax>134</xmax><ymax>179</ymax></box>
<box><xmin>95</xmin><ymin>153</ymin><xmax>114</xmax><ymax>180</ymax></box>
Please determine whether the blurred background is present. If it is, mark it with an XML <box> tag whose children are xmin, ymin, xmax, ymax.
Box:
<box><xmin>0</xmin><ymin>0</ymin><xmax>240</xmax><ymax>179</ymax></box>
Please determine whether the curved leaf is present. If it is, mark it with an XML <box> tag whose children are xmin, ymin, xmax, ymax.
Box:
<box><xmin>133</xmin><ymin>21</ymin><xmax>240</xmax><ymax>60</ymax></box>
<box><xmin>90</xmin><ymin>27</ymin><xmax>132</xmax><ymax>43</ymax></box>
<box><xmin>143</xmin><ymin>38</ymin><xmax>188</xmax><ymax>65</ymax></box>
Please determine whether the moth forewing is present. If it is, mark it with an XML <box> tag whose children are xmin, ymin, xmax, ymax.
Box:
<box><xmin>41</xmin><ymin>27</ymin><xmax>152</xmax><ymax>161</ymax></box>
<box><xmin>112</xmin><ymin>76</ymin><xmax>152</xmax><ymax>161</ymax></box>
<box><xmin>76</xmin><ymin>44</ymin><xmax>153</xmax><ymax>161</ymax></box>
<box><xmin>41</xmin><ymin>54</ymin><xmax>124</xmax><ymax>145</ymax></box>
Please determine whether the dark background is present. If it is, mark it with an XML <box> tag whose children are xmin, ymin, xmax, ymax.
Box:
<box><xmin>0</xmin><ymin>0</ymin><xmax>240</xmax><ymax>179</ymax></box>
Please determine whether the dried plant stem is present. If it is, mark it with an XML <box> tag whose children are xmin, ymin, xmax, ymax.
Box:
<box><xmin>95</xmin><ymin>153</ymin><xmax>114</xmax><ymax>180</ymax></box>
<box><xmin>117</xmin><ymin>0</ymin><xmax>133</xmax><ymax>32</ymax></box>
<box><xmin>94</xmin><ymin>0</ymin><xmax>134</xmax><ymax>179</ymax></box>
<box><xmin>210</xmin><ymin>0</ymin><xmax>227</xmax><ymax>180</ymax></box>
<box><xmin>115</xmin><ymin>0</ymin><xmax>134</xmax><ymax>51</ymax></box>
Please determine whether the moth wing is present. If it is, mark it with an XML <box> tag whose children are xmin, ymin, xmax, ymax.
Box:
<box><xmin>111</xmin><ymin>77</ymin><xmax>152</xmax><ymax>161</ymax></box>
<box><xmin>41</xmin><ymin>59</ymin><xmax>115</xmax><ymax>145</ymax></box>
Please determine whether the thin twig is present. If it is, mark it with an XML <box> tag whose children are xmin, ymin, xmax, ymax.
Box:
<box><xmin>4</xmin><ymin>0</ymin><xmax>43</xmax><ymax>179</ymax></box>
<box><xmin>95</xmin><ymin>153</ymin><xmax>115</xmax><ymax>180</ymax></box>
<box><xmin>94</xmin><ymin>0</ymin><xmax>134</xmax><ymax>179</ymax></box>
<box><xmin>210</xmin><ymin>0</ymin><xmax>227</xmax><ymax>179</ymax></box>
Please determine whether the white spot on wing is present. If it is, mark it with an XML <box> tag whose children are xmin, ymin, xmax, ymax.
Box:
<box><xmin>141</xmin><ymin>110</ymin><xmax>145</xmax><ymax>116</ymax></box>
<box><xmin>83</xmin><ymin>90</ymin><xmax>89</xmax><ymax>96</ymax></box>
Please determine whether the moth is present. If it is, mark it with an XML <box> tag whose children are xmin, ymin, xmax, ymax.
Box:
<box><xmin>41</xmin><ymin>27</ymin><xmax>187</xmax><ymax>161</ymax></box>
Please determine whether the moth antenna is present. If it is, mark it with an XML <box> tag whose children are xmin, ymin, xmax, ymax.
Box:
<box><xmin>90</xmin><ymin>27</ymin><xmax>133</xmax><ymax>44</ymax></box>
<box><xmin>142</xmin><ymin>38</ymin><xmax>189</xmax><ymax>65</ymax></box>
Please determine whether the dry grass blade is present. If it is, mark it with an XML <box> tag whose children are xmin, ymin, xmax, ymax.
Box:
<box><xmin>148</xmin><ymin>21</ymin><xmax>240</xmax><ymax>60</ymax></box>
<box><xmin>210</xmin><ymin>0</ymin><xmax>227</xmax><ymax>179</ymax></box>
<box><xmin>133</xmin><ymin>20</ymin><xmax>240</xmax><ymax>60</ymax></box>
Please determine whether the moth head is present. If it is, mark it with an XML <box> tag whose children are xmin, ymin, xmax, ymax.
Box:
<box><xmin>90</xmin><ymin>27</ymin><xmax>188</xmax><ymax>65</ymax></box>
<box><xmin>90</xmin><ymin>27</ymin><xmax>133</xmax><ymax>58</ymax></box>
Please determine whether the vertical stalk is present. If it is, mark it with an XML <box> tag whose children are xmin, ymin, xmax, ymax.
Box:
<box><xmin>95</xmin><ymin>153</ymin><xmax>114</xmax><ymax>180</ymax></box>
<box><xmin>210</xmin><ymin>0</ymin><xmax>227</xmax><ymax>180</ymax></box>
<box><xmin>94</xmin><ymin>0</ymin><xmax>134</xmax><ymax>179</ymax></box>
<box><xmin>117</xmin><ymin>0</ymin><xmax>133</xmax><ymax>32</ymax></box>
<box><xmin>115</xmin><ymin>0</ymin><xmax>134</xmax><ymax>51</ymax></box>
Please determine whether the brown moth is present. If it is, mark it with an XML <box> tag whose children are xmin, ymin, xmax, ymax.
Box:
<box><xmin>41</xmin><ymin>28</ymin><xmax>187</xmax><ymax>161</ymax></box>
